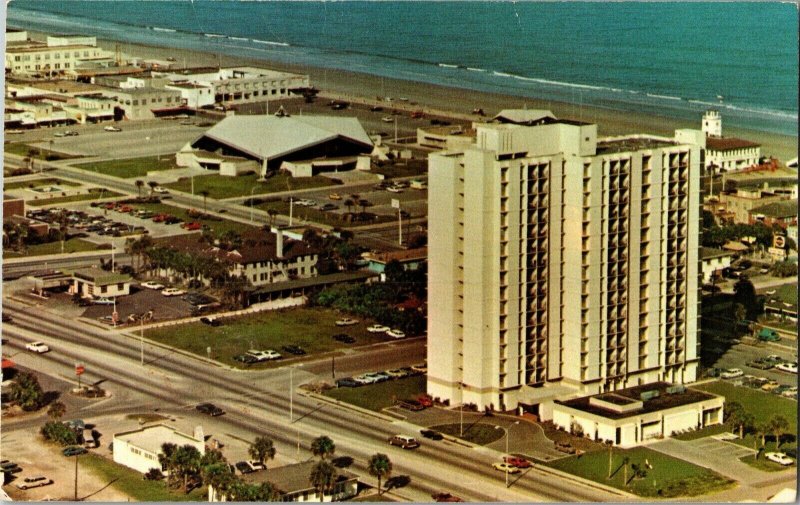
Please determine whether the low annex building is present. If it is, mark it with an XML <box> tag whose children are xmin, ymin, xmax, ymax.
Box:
<box><xmin>177</xmin><ymin>114</ymin><xmax>374</xmax><ymax>177</ymax></box>
<box><xmin>552</xmin><ymin>382</ymin><xmax>724</xmax><ymax>448</ymax></box>
<box><xmin>208</xmin><ymin>460</ymin><xmax>358</xmax><ymax>503</ymax></box>
<box><xmin>69</xmin><ymin>267</ymin><xmax>132</xmax><ymax>299</ymax></box>
<box><xmin>700</xmin><ymin>247</ymin><xmax>735</xmax><ymax>284</ymax></box>
<box><xmin>113</xmin><ymin>424</ymin><xmax>205</xmax><ymax>474</ymax></box>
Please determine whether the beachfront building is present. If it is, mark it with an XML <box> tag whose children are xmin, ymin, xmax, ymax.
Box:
<box><xmin>552</xmin><ymin>383</ymin><xmax>724</xmax><ymax>447</ymax></box>
<box><xmin>702</xmin><ymin>110</ymin><xmax>761</xmax><ymax>172</ymax></box>
<box><xmin>113</xmin><ymin>424</ymin><xmax>205</xmax><ymax>474</ymax></box>
<box><xmin>717</xmin><ymin>187</ymin><xmax>790</xmax><ymax>225</ymax></box>
<box><xmin>98</xmin><ymin>86</ymin><xmax>184</xmax><ymax>120</ymax></box>
<box><xmin>5</xmin><ymin>31</ymin><xmax>114</xmax><ymax>77</ymax></box>
<box><xmin>152</xmin><ymin>66</ymin><xmax>310</xmax><ymax>107</ymax></box>
<box><xmin>427</xmin><ymin>111</ymin><xmax>702</xmax><ymax>414</ymax></box>
<box><xmin>177</xmin><ymin>114</ymin><xmax>374</xmax><ymax>177</ymax></box>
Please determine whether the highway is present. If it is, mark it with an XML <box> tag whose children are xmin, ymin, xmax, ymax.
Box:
<box><xmin>2</xmin><ymin>299</ymin><xmax>623</xmax><ymax>502</ymax></box>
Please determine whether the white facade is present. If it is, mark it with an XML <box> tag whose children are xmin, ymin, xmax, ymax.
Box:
<box><xmin>5</xmin><ymin>39</ymin><xmax>113</xmax><ymax>76</ymax></box>
<box><xmin>700</xmin><ymin>248</ymin><xmax>734</xmax><ymax>283</ymax></box>
<box><xmin>702</xmin><ymin>110</ymin><xmax>722</xmax><ymax>138</ymax></box>
<box><xmin>99</xmin><ymin>87</ymin><xmax>183</xmax><ymax>120</ymax></box>
<box><xmin>164</xmin><ymin>82</ymin><xmax>215</xmax><ymax>108</ymax></box>
<box><xmin>113</xmin><ymin>424</ymin><xmax>205</xmax><ymax>474</ymax></box>
<box><xmin>427</xmin><ymin>116</ymin><xmax>701</xmax><ymax>411</ymax></box>
<box><xmin>70</xmin><ymin>269</ymin><xmax>131</xmax><ymax>299</ymax></box>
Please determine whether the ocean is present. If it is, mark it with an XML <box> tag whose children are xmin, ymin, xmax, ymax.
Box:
<box><xmin>7</xmin><ymin>1</ymin><xmax>798</xmax><ymax>135</ymax></box>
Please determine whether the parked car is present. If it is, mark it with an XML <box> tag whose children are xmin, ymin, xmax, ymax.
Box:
<box><xmin>385</xmin><ymin>368</ymin><xmax>409</xmax><ymax>378</ymax></box>
<box><xmin>776</xmin><ymin>362</ymin><xmax>798</xmax><ymax>374</ymax></box>
<box><xmin>503</xmin><ymin>456</ymin><xmax>531</xmax><ymax>469</ymax></box>
<box><xmin>162</xmin><ymin>288</ymin><xmax>186</xmax><ymax>297</ymax></box>
<box><xmin>329</xmin><ymin>193</ymin><xmax>342</xmax><ymax>200</ymax></box>
<box><xmin>332</xmin><ymin>333</ymin><xmax>355</xmax><ymax>344</ymax></box>
<box><xmin>492</xmin><ymin>462</ymin><xmax>521</xmax><ymax>474</ymax></box>
<box><xmin>196</xmin><ymin>403</ymin><xmax>225</xmax><ymax>416</ymax></box>
<box><xmin>420</xmin><ymin>429</ymin><xmax>444</xmax><ymax>440</ymax></box>
<box><xmin>247</xmin><ymin>460</ymin><xmax>266</xmax><ymax>471</ymax></box>
<box><xmin>103</xmin><ymin>125</ymin><xmax>122</xmax><ymax>132</ymax></box>
<box><xmin>335</xmin><ymin>318</ymin><xmax>359</xmax><ymax>326</ymax></box>
<box><xmin>386</xmin><ymin>329</ymin><xmax>406</xmax><ymax>339</ymax></box>
<box><xmin>233</xmin><ymin>354</ymin><xmax>259</xmax><ymax>364</ymax></box>
<box><xmin>141</xmin><ymin>281</ymin><xmax>165</xmax><ymax>290</ymax></box>
<box><xmin>431</xmin><ymin>492</ymin><xmax>464</xmax><ymax>502</ymax></box>
<box><xmin>746</xmin><ymin>359</ymin><xmax>773</xmax><ymax>370</ymax></box>
<box><xmin>153</xmin><ymin>186</ymin><xmax>169</xmax><ymax>194</ymax></box>
<box><xmin>62</xmin><ymin>446</ymin><xmax>87</xmax><ymax>457</ymax></box>
<box><xmin>387</xmin><ymin>186</ymin><xmax>403</xmax><ymax>193</ymax></box>
<box><xmin>335</xmin><ymin>377</ymin><xmax>361</xmax><ymax>388</ymax></box>
<box><xmin>16</xmin><ymin>476</ymin><xmax>53</xmax><ymax>490</ymax></box>
<box><xmin>398</xmin><ymin>399</ymin><xmax>426</xmax><ymax>411</ymax></box>
<box><xmin>319</xmin><ymin>203</ymin><xmax>338</xmax><ymax>211</ymax></box>
<box><xmin>388</xmin><ymin>435</ymin><xmax>420</xmax><ymax>449</ymax></box>
<box><xmin>368</xmin><ymin>324</ymin><xmax>390</xmax><ymax>333</ymax></box>
<box><xmin>0</xmin><ymin>461</ymin><xmax>21</xmax><ymax>473</ymax></box>
<box><xmin>92</xmin><ymin>297</ymin><xmax>115</xmax><ymax>305</ymax></box>
<box><xmin>765</xmin><ymin>452</ymin><xmax>795</xmax><ymax>466</ymax></box>
<box><xmin>417</xmin><ymin>395</ymin><xmax>434</xmax><ymax>407</ymax></box>
<box><xmin>410</xmin><ymin>362</ymin><xmax>428</xmax><ymax>374</ymax></box>
<box><xmin>720</xmin><ymin>368</ymin><xmax>744</xmax><ymax>379</ymax></box>
<box><xmin>182</xmin><ymin>221</ymin><xmax>202</xmax><ymax>231</ymax></box>
<box><xmin>366</xmin><ymin>372</ymin><xmax>391</xmax><ymax>382</ymax></box>
<box><xmin>762</xmin><ymin>381</ymin><xmax>781</xmax><ymax>392</ymax></box>
<box><xmin>246</xmin><ymin>350</ymin><xmax>282</xmax><ymax>361</ymax></box>
<box><xmin>235</xmin><ymin>461</ymin><xmax>256</xmax><ymax>474</ymax></box>
<box><xmin>281</xmin><ymin>345</ymin><xmax>306</xmax><ymax>356</ymax></box>
<box><xmin>353</xmin><ymin>373</ymin><xmax>379</xmax><ymax>385</ymax></box>
<box><xmin>26</xmin><ymin>341</ymin><xmax>50</xmax><ymax>353</ymax></box>
<box><xmin>200</xmin><ymin>317</ymin><xmax>222</xmax><ymax>327</ymax></box>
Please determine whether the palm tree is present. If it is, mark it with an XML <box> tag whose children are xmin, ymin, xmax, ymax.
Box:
<box><xmin>754</xmin><ymin>422</ymin><xmax>768</xmax><ymax>451</ymax></box>
<box><xmin>724</xmin><ymin>402</ymin><xmax>753</xmax><ymax>439</ymax></box>
<box><xmin>309</xmin><ymin>460</ymin><xmax>337</xmax><ymax>500</ymax></box>
<box><xmin>147</xmin><ymin>181</ymin><xmax>159</xmax><ymax>196</ymax></box>
<box><xmin>367</xmin><ymin>453</ymin><xmax>392</xmax><ymax>496</ymax></box>
<box><xmin>135</xmin><ymin>179</ymin><xmax>144</xmax><ymax>198</ymax></box>
<box><xmin>173</xmin><ymin>445</ymin><xmax>202</xmax><ymax>492</ymax></box>
<box><xmin>248</xmin><ymin>436</ymin><xmax>276</xmax><ymax>467</ymax></box>
<box><xmin>201</xmin><ymin>462</ymin><xmax>237</xmax><ymax>501</ymax></box>
<box><xmin>769</xmin><ymin>415</ymin><xmax>790</xmax><ymax>449</ymax></box>
<box><xmin>358</xmin><ymin>199</ymin><xmax>369</xmax><ymax>213</ymax></box>
<box><xmin>159</xmin><ymin>442</ymin><xmax>178</xmax><ymax>487</ymax></box>
<box><xmin>47</xmin><ymin>401</ymin><xmax>66</xmax><ymax>420</ymax></box>
<box><xmin>344</xmin><ymin>199</ymin><xmax>354</xmax><ymax>214</ymax></box>
<box><xmin>199</xmin><ymin>189</ymin><xmax>210</xmax><ymax>215</ymax></box>
<box><xmin>310</xmin><ymin>435</ymin><xmax>336</xmax><ymax>460</ymax></box>
<box><xmin>254</xmin><ymin>482</ymin><xmax>280</xmax><ymax>501</ymax></box>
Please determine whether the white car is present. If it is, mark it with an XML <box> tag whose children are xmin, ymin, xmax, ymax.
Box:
<box><xmin>104</xmin><ymin>125</ymin><xmax>122</xmax><ymax>132</ymax></box>
<box><xmin>141</xmin><ymin>281</ymin><xmax>165</xmax><ymax>290</ymax></box>
<box><xmin>153</xmin><ymin>186</ymin><xmax>169</xmax><ymax>194</ymax></box>
<box><xmin>92</xmin><ymin>297</ymin><xmax>115</xmax><ymax>305</ymax></box>
<box><xmin>492</xmin><ymin>462</ymin><xmax>521</xmax><ymax>474</ymax></box>
<box><xmin>26</xmin><ymin>341</ymin><xmax>50</xmax><ymax>353</ymax></box>
<box><xmin>720</xmin><ymin>368</ymin><xmax>744</xmax><ymax>379</ymax></box>
<box><xmin>247</xmin><ymin>460</ymin><xmax>266</xmax><ymax>471</ymax></box>
<box><xmin>765</xmin><ymin>452</ymin><xmax>795</xmax><ymax>466</ymax></box>
<box><xmin>161</xmin><ymin>288</ymin><xmax>186</xmax><ymax>297</ymax></box>
<box><xmin>386</xmin><ymin>186</ymin><xmax>403</xmax><ymax>193</ymax></box>
<box><xmin>776</xmin><ymin>362</ymin><xmax>798</xmax><ymax>374</ymax></box>
<box><xmin>367</xmin><ymin>324</ymin><xmax>390</xmax><ymax>333</ymax></box>
<box><xmin>335</xmin><ymin>318</ymin><xmax>359</xmax><ymax>327</ymax></box>
<box><xmin>353</xmin><ymin>373</ymin><xmax>379</xmax><ymax>385</ymax></box>
<box><xmin>246</xmin><ymin>350</ymin><xmax>282</xmax><ymax>362</ymax></box>
<box><xmin>386</xmin><ymin>329</ymin><xmax>406</xmax><ymax>339</ymax></box>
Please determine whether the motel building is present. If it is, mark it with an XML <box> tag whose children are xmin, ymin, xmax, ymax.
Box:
<box><xmin>552</xmin><ymin>382</ymin><xmax>724</xmax><ymax>447</ymax></box>
<box><xmin>113</xmin><ymin>424</ymin><xmax>205</xmax><ymax>474</ymax></box>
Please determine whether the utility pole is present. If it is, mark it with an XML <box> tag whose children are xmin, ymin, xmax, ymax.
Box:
<box><xmin>73</xmin><ymin>453</ymin><xmax>79</xmax><ymax>500</ymax></box>
<box><xmin>140</xmin><ymin>315</ymin><xmax>145</xmax><ymax>366</ymax></box>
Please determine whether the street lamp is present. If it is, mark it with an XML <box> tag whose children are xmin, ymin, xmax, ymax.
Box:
<box><xmin>495</xmin><ymin>421</ymin><xmax>520</xmax><ymax>488</ymax></box>
<box><xmin>289</xmin><ymin>364</ymin><xmax>304</xmax><ymax>422</ymax></box>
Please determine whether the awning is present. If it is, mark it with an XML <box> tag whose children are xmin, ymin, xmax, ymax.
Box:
<box><xmin>2</xmin><ymin>358</ymin><xmax>16</xmax><ymax>369</ymax></box>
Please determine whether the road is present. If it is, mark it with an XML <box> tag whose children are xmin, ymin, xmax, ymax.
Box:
<box><xmin>2</xmin><ymin>299</ymin><xmax>621</xmax><ymax>502</ymax></box>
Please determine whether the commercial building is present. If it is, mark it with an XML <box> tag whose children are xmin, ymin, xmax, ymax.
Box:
<box><xmin>98</xmin><ymin>86</ymin><xmax>184</xmax><ymax>120</ymax></box>
<box><xmin>113</xmin><ymin>424</ymin><xmax>205</xmax><ymax>474</ymax></box>
<box><xmin>749</xmin><ymin>200</ymin><xmax>798</xmax><ymax>229</ymax></box>
<box><xmin>5</xmin><ymin>31</ymin><xmax>114</xmax><ymax>77</ymax></box>
<box><xmin>69</xmin><ymin>267</ymin><xmax>132</xmax><ymax>299</ymax></box>
<box><xmin>178</xmin><ymin>114</ymin><xmax>374</xmax><ymax>177</ymax></box>
<box><xmin>552</xmin><ymin>382</ymin><xmax>724</xmax><ymax>447</ymax></box>
<box><xmin>718</xmin><ymin>187</ymin><xmax>789</xmax><ymax>225</ymax></box>
<box><xmin>702</xmin><ymin>110</ymin><xmax>761</xmax><ymax>172</ymax></box>
<box><xmin>427</xmin><ymin>112</ymin><xmax>702</xmax><ymax>413</ymax></box>
<box><xmin>700</xmin><ymin>247</ymin><xmax>735</xmax><ymax>284</ymax></box>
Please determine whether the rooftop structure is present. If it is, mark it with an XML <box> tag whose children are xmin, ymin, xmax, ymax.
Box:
<box><xmin>113</xmin><ymin>424</ymin><xmax>205</xmax><ymax>474</ymax></box>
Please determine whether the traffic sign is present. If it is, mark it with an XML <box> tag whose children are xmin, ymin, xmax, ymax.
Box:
<box><xmin>75</xmin><ymin>364</ymin><xmax>85</xmax><ymax>376</ymax></box>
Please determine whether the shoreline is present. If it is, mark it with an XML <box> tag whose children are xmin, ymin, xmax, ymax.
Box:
<box><xmin>17</xmin><ymin>28</ymin><xmax>800</xmax><ymax>162</ymax></box>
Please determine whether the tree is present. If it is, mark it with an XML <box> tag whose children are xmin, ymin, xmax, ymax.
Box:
<box><xmin>310</xmin><ymin>435</ymin><xmax>336</xmax><ymax>460</ymax></box>
<box><xmin>172</xmin><ymin>444</ymin><xmax>202</xmax><ymax>492</ymax></box>
<box><xmin>733</xmin><ymin>277</ymin><xmax>760</xmax><ymax>321</ymax></box>
<box><xmin>147</xmin><ymin>181</ymin><xmax>159</xmax><ymax>196</ymax></box>
<box><xmin>248</xmin><ymin>436</ymin><xmax>276</xmax><ymax>467</ymax></box>
<box><xmin>724</xmin><ymin>401</ymin><xmax>754</xmax><ymax>439</ymax></box>
<box><xmin>605</xmin><ymin>441</ymin><xmax>614</xmax><ymax>479</ymax></box>
<box><xmin>145</xmin><ymin>468</ymin><xmax>164</xmax><ymax>481</ymax></box>
<box><xmin>309</xmin><ymin>460</ymin><xmax>336</xmax><ymax>500</ymax></box>
<box><xmin>367</xmin><ymin>453</ymin><xmax>392</xmax><ymax>495</ymax></box>
<box><xmin>9</xmin><ymin>371</ymin><xmax>44</xmax><ymax>411</ymax></box>
<box><xmin>40</xmin><ymin>421</ymin><xmax>79</xmax><ymax>446</ymax></box>
<box><xmin>135</xmin><ymin>179</ymin><xmax>145</xmax><ymax>198</ymax></box>
<box><xmin>47</xmin><ymin>401</ymin><xmax>66</xmax><ymax>420</ymax></box>
<box><xmin>199</xmin><ymin>189</ymin><xmax>210</xmax><ymax>215</ymax></box>
<box><xmin>754</xmin><ymin>422</ymin><xmax>769</xmax><ymax>451</ymax></box>
<box><xmin>344</xmin><ymin>199</ymin><xmax>354</xmax><ymax>214</ymax></box>
<box><xmin>733</xmin><ymin>303</ymin><xmax>747</xmax><ymax>330</ymax></box>
<box><xmin>201</xmin><ymin>462</ymin><xmax>236</xmax><ymax>499</ymax></box>
<box><xmin>769</xmin><ymin>415</ymin><xmax>790</xmax><ymax>449</ymax></box>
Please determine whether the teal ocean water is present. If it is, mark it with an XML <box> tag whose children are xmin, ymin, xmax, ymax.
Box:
<box><xmin>7</xmin><ymin>1</ymin><xmax>798</xmax><ymax>135</ymax></box>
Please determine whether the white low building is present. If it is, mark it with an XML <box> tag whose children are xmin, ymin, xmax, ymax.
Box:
<box><xmin>69</xmin><ymin>267</ymin><xmax>132</xmax><ymax>299</ymax></box>
<box><xmin>113</xmin><ymin>424</ymin><xmax>205</xmax><ymax>474</ymax></box>
<box><xmin>700</xmin><ymin>247</ymin><xmax>735</xmax><ymax>284</ymax></box>
<box><xmin>552</xmin><ymin>382</ymin><xmax>724</xmax><ymax>448</ymax></box>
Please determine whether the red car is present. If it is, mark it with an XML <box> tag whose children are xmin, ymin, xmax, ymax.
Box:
<box><xmin>118</xmin><ymin>205</ymin><xmax>133</xmax><ymax>213</ymax></box>
<box><xmin>152</xmin><ymin>213</ymin><xmax>169</xmax><ymax>223</ymax></box>
<box><xmin>103</xmin><ymin>202</ymin><xmax>117</xmax><ymax>210</ymax></box>
<box><xmin>418</xmin><ymin>394</ymin><xmax>433</xmax><ymax>407</ymax></box>
<box><xmin>504</xmin><ymin>456</ymin><xmax>531</xmax><ymax>469</ymax></box>
<box><xmin>182</xmin><ymin>221</ymin><xmax>202</xmax><ymax>231</ymax></box>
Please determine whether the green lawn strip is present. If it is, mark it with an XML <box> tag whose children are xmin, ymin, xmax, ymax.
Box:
<box><xmin>739</xmin><ymin>454</ymin><xmax>793</xmax><ymax>472</ymax></box>
<box><xmin>324</xmin><ymin>375</ymin><xmax>426</xmax><ymax>412</ymax></box>
<box><xmin>127</xmin><ymin>201</ymin><xmax>259</xmax><ymax>237</ymax></box>
<box><xmin>671</xmin><ymin>423</ymin><xmax>731</xmax><ymax>441</ymax></box>
<box><xmin>4</xmin><ymin>142</ymin><xmax>82</xmax><ymax>160</ymax></box>
<box><xmin>429</xmin><ymin>423</ymin><xmax>505</xmax><ymax>446</ymax></box>
<box><xmin>79</xmin><ymin>453</ymin><xmax>205</xmax><ymax>502</ymax></box>
<box><xmin>27</xmin><ymin>189</ymin><xmax>124</xmax><ymax>207</ymax></box>
<box><xmin>4</xmin><ymin>177</ymin><xmax>81</xmax><ymax>190</ymax></box>
<box><xmin>694</xmin><ymin>381</ymin><xmax>797</xmax><ymax>432</ymax></box>
<box><xmin>773</xmin><ymin>283</ymin><xmax>798</xmax><ymax>305</ymax></box>
<box><xmin>254</xmin><ymin>200</ymin><xmax>395</xmax><ymax>228</ymax></box>
<box><xmin>163</xmin><ymin>173</ymin><xmax>335</xmax><ymax>200</ymax></box>
<box><xmin>372</xmin><ymin>161</ymin><xmax>427</xmax><ymax>179</ymax></box>
<box><xmin>74</xmin><ymin>156</ymin><xmax>182</xmax><ymax>179</ymax></box>
<box><xmin>145</xmin><ymin>307</ymin><xmax>389</xmax><ymax>368</ymax></box>
<box><xmin>545</xmin><ymin>447</ymin><xmax>735</xmax><ymax>498</ymax></box>
<box><xmin>3</xmin><ymin>238</ymin><xmax>104</xmax><ymax>258</ymax></box>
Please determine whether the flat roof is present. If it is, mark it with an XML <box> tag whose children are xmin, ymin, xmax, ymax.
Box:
<box><xmin>700</xmin><ymin>247</ymin><xmax>734</xmax><ymax>260</ymax></box>
<box><xmin>366</xmin><ymin>247</ymin><xmax>427</xmax><ymax>264</ymax></box>
<box><xmin>6</xmin><ymin>44</ymin><xmax>98</xmax><ymax>53</ymax></box>
<box><xmin>706</xmin><ymin>136</ymin><xmax>761</xmax><ymax>151</ymax></box>
<box><xmin>114</xmin><ymin>424</ymin><xmax>202</xmax><ymax>455</ymax></box>
<box><xmin>19</xmin><ymin>80</ymin><xmax>105</xmax><ymax>94</ymax></box>
<box><xmin>251</xmin><ymin>270</ymin><xmax>379</xmax><ymax>296</ymax></box>
<box><xmin>555</xmin><ymin>382</ymin><xmax>720</xmax><ymax>420</ymax></box>
<box><xmin>750</xmin><ymin>199</ymin><xmax>798</xmax><ymax>218</ymax></box>
<box><xmin>70</xmin><ymin>267</ymin><xmax>131</xmax><ymax>285</ymax></box>
<box><xmin>242</xmin><ymin>460</ymin><xmax>356</xmax><ymax>494</ymax></box>
<box><xmin>596</xmin><ymin>136</ymin><xmax>676</xmax><ymax>155</ymax></box>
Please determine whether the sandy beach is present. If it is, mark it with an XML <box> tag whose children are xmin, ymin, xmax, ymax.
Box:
<box><xmin>21</xmin><ymin>30</ymin><xmax>798</xmax><ymax>162</ymax></box>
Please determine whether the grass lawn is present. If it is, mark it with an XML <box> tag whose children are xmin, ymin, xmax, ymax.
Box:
<box><xmin>694</xmin><ymin>381</ymin><xmax>797</xmax><ymax>433</ymax></box>
<box><xmin>324</xmin><ymin>375</ymin><xmax>426</xmax><ymax>412</ymax></box>
<box><xmin>79</xmin><ymin>453</ymin><xmax>205</xmax><ymax>502</ymax></box>
<box><xmin>254</xmin><ymin>200</ymin><xmax>394</xmax><ymax>228</ymax></box>
<box><xmin>4</xmin><ymin>177</ymin><xmax>80</xmax><ymax>190</ymax></box>
<box><xmin>163</xmin><ymin>173</ymin><xmax>335</xmax><ymax>200</ymax></box>
<box><xmin>372</xmin><ymin>160</ymin><xmax>427</xmax><ymax>179</ymax></box>
<box><xmin>145</xmin><ymin>307</ymin><xmax>392</xmax><ymax>368</ymax></box>
<box><xmin>3</xmin><ymin>142</ymin><xmax>82</xmax><ymax>160</ymax></box>
<box><xmin>772</xmin><ymin>282</ymin><xmax>798</xmax><ymax>305</ymax></box>
<box><xmin>739</xmin><ymin>453</ymin><xmax>794</xmax><ymax>472</ymax></box>
<box><xmin>429</xmin><ymin>423</ymin><xmax>505</xmax><ymax>446</ymax></box>
<box><xmin>129</xmin><ymin>201</ymin><xmax>259</xmax><ymax>237</ymax></box>
<box><xmin>75</xmin><ymin>156</ymin><xmax>182</xmax><ymax>179</ymax></box>
<box><xmin>3</xmin><ymin>238</ymin><xmax>104</xmax><ymax>258</ymax></box>
<box><xmin>546</xmin><ymin>447</ymin><xmax>735</xmax><ymax>498</ymax></box>
<box><xmin>27</xmin><ymin>188</ymin><xmax>124</xmax><ymax>207</ymax></box>
<box><xmin>671</xmin><ymin>423</ymin><xmax>731</xmax><ymax>441</ymax></box>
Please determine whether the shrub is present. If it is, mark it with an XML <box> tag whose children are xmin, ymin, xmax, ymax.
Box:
<box><xmin>570</xmin><ymin>421</ymin><xmax>584</xmax><ymax>438</ymax></box>
<box><xmin>40</xmin><ymin>421</ymin><xmax>79</xmax><ymax>446</ymax></box>
<box><xmin>144</xmin><ymin>468</ymin><xmax>164</xmax><ymax>481</ymax></box>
